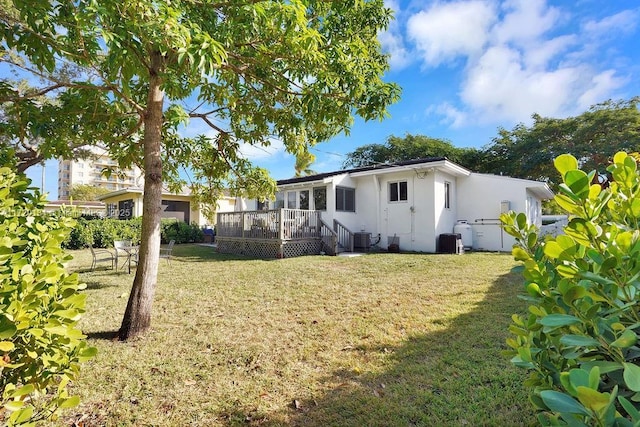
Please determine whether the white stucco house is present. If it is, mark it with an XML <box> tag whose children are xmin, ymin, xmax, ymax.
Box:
<box><xmin>216</xmin><ymin>157</ymin><xmax>553</xmax><ymax>256</ymax></box>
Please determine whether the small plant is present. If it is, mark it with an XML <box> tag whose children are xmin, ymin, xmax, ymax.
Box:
<box><xmin>502</xmin><ymin>152</ymin><xmax>640</xmax><ymax>425</ymax></box>
<box><xmin>0</xmin><ymin>168</ymin><xmax>96</xmax><ymax>425</ymax></box>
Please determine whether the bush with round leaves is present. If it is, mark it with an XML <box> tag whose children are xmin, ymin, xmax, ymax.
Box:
<box><xmin>502</xmin><ymin>152</ymin><xmax>640</xmax><ymax>426</ymax></box>
<box><xmin>0</xmin><ymin>168</ymin><xmax>96</xmax><ymax>426</ymax></box>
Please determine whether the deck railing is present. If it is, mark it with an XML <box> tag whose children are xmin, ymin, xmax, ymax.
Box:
<box><xmin>333</xmin><ymin>219</ymin><xmax>354</xmax><ymax>252</ymax></box>
<box><xmin>319</xmin><ymin>219</ymin><xmax>338</xmax><ymax>255</ymax></box>
<box><xmin>216</xmin><ymin>209</ymin><xmax>322</xmax><ymax>240</ymax></box>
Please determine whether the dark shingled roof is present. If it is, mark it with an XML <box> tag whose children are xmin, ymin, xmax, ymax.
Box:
<box><xmin>277</xmin><ymin>157</ymin><xmax>448</xmax><ymax>185</ymax></box>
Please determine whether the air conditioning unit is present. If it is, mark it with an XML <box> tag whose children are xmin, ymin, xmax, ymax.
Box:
<box><xmin>354</xmin><ymin>232</ymin><xmax>371</xmax><ymax>251</ymax></box>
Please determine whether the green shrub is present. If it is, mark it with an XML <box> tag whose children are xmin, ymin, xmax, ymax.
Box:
<box><xmin>160</xmin><ymin>220</ymin><xmax>203</xmax><ymax>244</ymax></box>
<box><xmin>0</xmin><ymin>168</ymin><xmax>96</xmax><ymax>426</ymax></box>
<box><xmin>64</xmin><ymin>217</ymin><xmax>203</xmax><ymax>249</ymax></box>
<box><xmin>63</xmin><ymin>217</ymin><xmax>142</xmax><ymax>249</ymax></box>
<box><xmin>502</xmin><ymin>152</ymin><xmax>640</xmax><ymax>425</ymax></box>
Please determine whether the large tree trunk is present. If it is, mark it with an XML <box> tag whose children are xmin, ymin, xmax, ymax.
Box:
<box><xmin>119</xmin><ymin>52</ymin><xmax>164</xmax><ymax>341</ymax></box>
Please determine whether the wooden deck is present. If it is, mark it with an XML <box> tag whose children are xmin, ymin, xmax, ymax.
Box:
<box><xmin>216</xmin><ymin>209</ymin><xmax>338</xmax><ymax>258</ymax></box>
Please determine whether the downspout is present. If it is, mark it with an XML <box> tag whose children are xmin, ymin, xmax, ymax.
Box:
<box><xmin>411</xmin><ymin>174</ymin><xmax>415</xmax><ymax>243</ymax></box>
<box><xmin>374</xmin><ymin>174</ymin><xmax>381</xmax><ymax>237</ymax></box>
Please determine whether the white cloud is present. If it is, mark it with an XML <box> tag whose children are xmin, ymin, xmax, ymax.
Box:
<box><xmin>462</xmin><ymin>45</ymin><xmax>581</xmax><ymax>121</ymax></box>
<box><xmin>380</xmin><ymin>0</ymin><xmax>412</xmax><ymax>70</ymax></box>
<box><xmin>406</xmin><ymin>0</ymin><xmax>497</xmax><ymax>67</ymax></box>
<box><xmin>522</xmin><ymin>35</ymin><xmax>576</xmax><ymax>70</ymax></box>
<box><xmin>379</xmin><ymin>30</ymin><xmax>412</xmax><ymax>70</ymax></box>
<box><xmin>583</xmin><ymin>10</ymin><xmax>639</xmax><ymax>38</ymax></box>
<box><xmin>427</xmin><ymin>102</ymin><xmax>469</xmax><ymax>128</ymax></box>
<box><xmin>238</xmin><ymin>138</ymin><xmax>286</xmax><ymax>162</ymax></box>
<box><xmin>492</xmin><ymin>0</ymin><xmax>561</xmax><ymax>45</ymax></box>
<box><xmin>403</xmin><ymin>0</ymin><xmax>637</xmax><ymax>125</ymax></box>
<box><xmin>577</xmin><ymin>70</ymin><xmax>626</xmax><ymax>109</ymax></box>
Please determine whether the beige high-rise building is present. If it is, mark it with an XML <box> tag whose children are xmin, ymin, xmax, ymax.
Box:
<box><xmin>57</xmin><ymin>148</ymin><xmax>142</xmax><ymax>200</ymax></box>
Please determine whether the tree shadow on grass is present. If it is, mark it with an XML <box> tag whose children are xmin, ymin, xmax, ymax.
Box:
<box><xmin>83</xmin><ymin>280</ymin><xmax>120</xmax><ymax>290</ymax></box>
<box><xmin>170</xmin><ymin>244</ymin><xmax>288</xmax><ymax>263</ymax></box>
<box><xmin>280</xmin><ymin>270</ymin><xmax>536</xmax><ymax>427</ymax></box>
<box><xmin>86</xmin><ymin>330</ymin><xmax>119</xmax><ymax>341</ymax></box>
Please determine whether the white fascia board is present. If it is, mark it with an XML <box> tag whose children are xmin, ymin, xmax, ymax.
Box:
<box><xmin>97</xmin><ymin>188</ymin><xmax>142</xmax><ymax>200</ymax></box>
<box><xmin>97</xmin><ymin>187</ymin><xmax>194</xmax><ymax>200</ymax></box>
<box><xmin>277</xmin><ymin>174</ymin><xmax>344</xmax><ymax>190</ymax></box>
<box><xmin>349</xmin><ymin>160</ymin><xmax>471</xmax><ymax>178</ymax></box>
<box><xmin>527</xmin><ymin>185</ymin><xmax>555</xmax><ymax>200</ymax></box>
<box><xmin>277</xmin><ymin>180</ymin><xmax>324</xmax><ymax>190</ymax></box>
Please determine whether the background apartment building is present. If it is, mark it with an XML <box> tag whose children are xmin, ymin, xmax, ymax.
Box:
<box><xmin>57</xmin><ymin>148</ymin><xmax>142</xmax><ymax>199</ymax></box>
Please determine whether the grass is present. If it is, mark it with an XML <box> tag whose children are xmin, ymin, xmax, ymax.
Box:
<box><xmin>53</xmin><ymin>245</ymin><xmax>536</xmax><ymax>426</ymax></box>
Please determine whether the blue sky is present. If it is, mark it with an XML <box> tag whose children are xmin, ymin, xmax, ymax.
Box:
<box><xmin>27</xmin><ymin>0</ymin><xmax>640</xmax><ymax>198</ymax></box>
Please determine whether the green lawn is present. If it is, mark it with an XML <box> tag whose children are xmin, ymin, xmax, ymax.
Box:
<box><xmin>54</xmin><ymin>245</ymin><xmax>536</xmax><ymax>426</ymax></box>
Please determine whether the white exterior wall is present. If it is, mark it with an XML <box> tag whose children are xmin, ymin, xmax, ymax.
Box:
<box><xmin>433</xmin><ymin>170</ymin><xmax>458</xmax><ymax>250</ymax></box>
<box><xmin>378</xmin><ymin>171</ymin><xmax>413</xmax><ymax>250</ymax></box>
<box><xmin>352</xmin><ymin>175</ymin><xmax>378</xmax><ymax>234</ymax></box>
<box><xmin>456</xmin><ymin>174</ymin><xmax>546</xmax><ymax>252</ymax></box>
<box><xmin>216</xmin><ymin>197</ymin><xmax>237</xmax><ymax>214</ymax></box>
<box><xmin>328</xmin><ymin>174</ymin><xmax>359</xmax><ymax>230</ymax></box>
<box><xmin>351</xmin><ymin>170</ymin><xmax>445</xmax><ymax>253</ymax></box>
<box><xmin>269</xmin><ymin>162</ymin><xmax>549</xmax><ymax>254</ymax></box>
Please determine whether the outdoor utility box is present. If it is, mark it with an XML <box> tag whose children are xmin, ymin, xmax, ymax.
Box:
<box><xmin>203</xmin><ymin>228</ymin><xmax>215</xmax><ymax>244</ymax></box>
<box><xmin>354</xmin><ymin>232</ymin><xmax>371</xmax><ymax>252</ymax></box>
<box><xmin>438</xmin><ymin>233</ymin><xmax>463</xmax><ymax>254</ymax></box>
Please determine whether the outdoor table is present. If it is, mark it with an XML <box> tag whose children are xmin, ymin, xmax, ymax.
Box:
<box><xmin>120</xmin><ymin>245</ymin><xmax>139</xmax><ymax>274</ymax></box>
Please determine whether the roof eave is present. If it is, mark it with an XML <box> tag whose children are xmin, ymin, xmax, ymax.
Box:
<box><xmin>349</xmin><ymin>160</ymin><xmax>471</xmax><ymax>178</ymax></box>
<box><xmin>527</xmin><ymin>184</ymin><xmax>555</xmax><ymax>200</ymax></box>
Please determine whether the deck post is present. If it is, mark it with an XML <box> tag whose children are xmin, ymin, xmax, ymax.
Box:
<box><xmin>278</xmin><ymin>208</ymin><xmax>285</xmax><ymax>241</ymax></box>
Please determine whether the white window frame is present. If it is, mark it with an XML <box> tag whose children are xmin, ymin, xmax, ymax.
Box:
<box><xmin>444</xmin><ymin>181</ymin><xmax>451</xmax><ymax>209</ymax></box>
<box><xmin>389</xmin><ymin>181</ymin><xmax>408</xmax><ymax>203</ymax></box>
<box><xmin>313</xmin><ymin>187</ymin><xmax>327</xmax><ymax>211</ymax></box>
<box><xmin>336</xmin><ymin>186</ymin><xmax>355</xmax><ymax>212</ymax></box>
<box><xmin>286</xmin><ymin>191</ymin><xmax>297</xmax><ymax>209</ymax></box>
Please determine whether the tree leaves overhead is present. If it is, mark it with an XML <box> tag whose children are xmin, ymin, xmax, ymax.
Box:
<box><xmin>1</xmin><ymin>0</ymin><xmax>400</xmax><ymax>340</ymax></box>
<box><xmin>1</xmin><ymin>0</ymin><xmax>400</xmax><ymax>196</ymax></box>
<box><xmin>343</xmin><ymin>133</ymin><xmax>480</xmax><ymax>168</ymax></box>
<box><xmin>343</xmin><ymin>98</ymin><xmax>640</xmax><ymax>193</ymax></box>
<box><xmin>478</xmin><ymin>97</ymin><xmax>640</xmax><ymax>188</ymax></box>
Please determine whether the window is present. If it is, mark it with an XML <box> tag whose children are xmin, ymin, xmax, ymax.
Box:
<box><xmin>299</xmin><ymin>190</ymin><xmax>309</xmax><ymax>210</ymax></box>
<box><xmin>118</xmin><ymin>199</ymin><xmax>134</xmax><ymax>220</ymax></box>
<box><xmin>161</xmin><ymin>199</ymin><xmax>190</xmax><ymax>223</ymax></box>
<box><xmin>287</xmin><ymin>191</ymin><xmax>296</xmax><ymax>209</ymax></box>
<box><xmin>107</xmin><ymin>203</ymin><xmax>117</xmax><ymax>218</ymax></box>
<box><xmin>274</xmin><ymin>192</ymin><xmax>284</xmax><ymax>208</ymax></box>
<box><xmin>256</xmin><ymin>199</ymin><xmax>268</xmax><ymax>210</ymax></box>
<box><xmin>444</xmin><ymin>181</ymin><xmax>451</xmax><ymax>209</ymax></box>
<box><xmin>313</xmin><ymin>187</ymin><xmax>326</xmax><ymax>210</ymax></box>
<box><xmin>336</xmin><ymin>186</ymin><xmax>355</xmax><ymax>212</ymax></box>
<box><xmin>389</xmin><ymin>181</ymin><xmax>408</xmax><ymax>202</ymax></box>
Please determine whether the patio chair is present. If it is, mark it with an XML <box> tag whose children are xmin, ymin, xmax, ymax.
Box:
<box><xmin>114</xmin><ymin>239</ymin><xmax>133</xmax><ymax>270</ymax></box>
<box><xmin>129</xmin><ymin>249</ymin><xmax>139</xmax><ymax>274</ymax></box>
<box><xmin>89</xmin><ymin>245</ymin><xmax>115</xmax><ymax>271</ymax></box>
<box><xmin>159</xmin><ymin>240</ymin><xmax>175</xmax><ymax>264</ymax></box>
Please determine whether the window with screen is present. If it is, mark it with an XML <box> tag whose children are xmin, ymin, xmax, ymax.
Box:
<box><xmin>389</xmin><ymin>181</ymin><xmax>408</xmax><ymax>202</ymax></box>
<box><xmin>313</xmin><ymin>187</ymin><xmax>326</xmax><ymax>210</ymax></box>
<box><xmin>336</xmin><ymin>186</ymin><xmax>355</xmax><ymax>212</ymax></box>
<box><xmin>444</xmin><ymin>181</ymin><xmax>451</xmax><ymax>209</ymax></box>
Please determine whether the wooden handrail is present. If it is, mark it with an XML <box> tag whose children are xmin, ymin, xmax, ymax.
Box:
<box><xmin>333</xmin><ymin>219</ymin><xmax>354</xmax><ymax>252</ymax></box>
<box><xmin>319</xmin><ymin>219</ymin><xmax>338</xmax><ymax>255</ymax></box>
<box><xmin>216</xmin><ymin>209</ymin><xmax>322</xmax><ymax>241</ymax></box>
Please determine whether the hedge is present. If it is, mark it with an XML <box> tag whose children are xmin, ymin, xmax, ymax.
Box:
<box><xmin>63</xmin><ymin>217</ymin><xmax>204</xmax><ymax>249</ymax></box>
